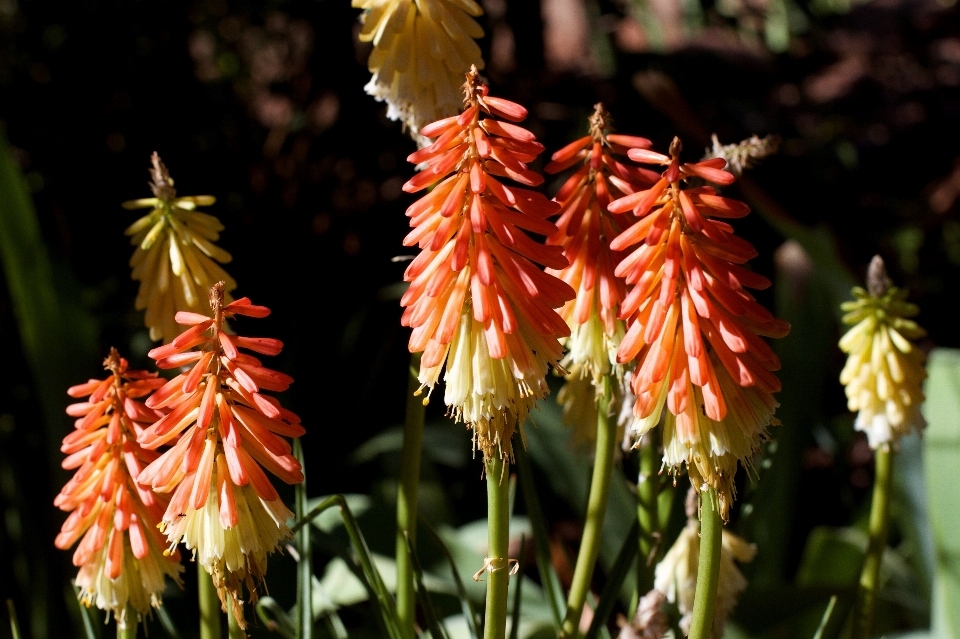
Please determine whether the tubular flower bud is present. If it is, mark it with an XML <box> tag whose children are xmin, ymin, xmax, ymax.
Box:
<box><xmin>545</xmin><ymin>103</ymin><xmax>659</xmax><ymax>388</ymax></box>
<box><xmin>839</xmin><ymin>255</ymin><xmax>926</xmax><ymax>449</ymax></box>
<box><xmin>55</xmin><ymin>349</ymin><xmax>183</xmax><ymax>629</ymax></box>
<box><xmin>137</xmin><ymin>282</ymin><xmax>303</xmax><ymax>628</ymax></box>
<box><xmin>123</xmin><ymin>153</ymin><xmax>236</xmax><ymax>343</ymax></box>
<box><xmin>400</xmin><ymin>66</ymin><xmax>574</xmax><ymax>461</ymax></box>
<box><xmin>353</xmin><ymin>0</ymin><xmax>485</xmax><ymax>143</ymax></box>
<box><xmin>609</xmin><ymin>137</ymin><xmax>790</xmax><ymax>519</ymax></box>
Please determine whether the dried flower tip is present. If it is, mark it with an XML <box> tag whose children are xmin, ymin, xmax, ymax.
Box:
<box><xmin>867</xmin><ymin>255</ymin><xmax>891</xmax><ymax>297</ymax></box>
<box><xmin>210</xmin><ymin>280</ymin><xmax>226</xmax><ymax>314</ymax></box>
<box><xmin>669</xmin><ymin>136</ymin><xmax>682</xmax><ymax>158</ymax></box>
<box><xmin>704</xmin><ymin>134</ymin><xmax>779</xmax><ymax>177</ymax></box>
<box><xmin>589</xmin><ymin>103</ymin><xmax>612</xmax><ymax>141</ymax></box>
<box><xmin>149</xmin><ymin>152</ymin><xmax>177</xmax><ymax>201</ymax></box>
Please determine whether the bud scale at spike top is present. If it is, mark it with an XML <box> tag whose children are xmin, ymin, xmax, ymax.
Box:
<box><xmin>609</xmin><ymin>137</ymin><xmax>790</xmax><ymax>520</ymax></box>
<box><xmin>55</xmin><ymin>349</ymin><xmax>184</xmax><ymax>628</ymax></box>
<box><xmin>400</xmin><ymin>66</ymin><xmax>575</xmax><ymax>461</ymax></box>
<box><xmin>136</xmin><ymin>282</ymin><xmax>303</xmax><ymax>628</ymax></box>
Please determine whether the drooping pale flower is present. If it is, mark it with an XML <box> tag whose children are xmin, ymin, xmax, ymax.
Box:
<box><xmin>136</xmin><ymin>282</ymin><xmax>304</xmax><ymax>627</ymax></box>
<box><xmin>653</xmin><ymin>491</ymin><xmax>755</xmax><ymax>639</ymax></box>
<box><xmin>400</xmin><ymin>66</ymin><xmax>574</xmax><ymax>461</ymax></box>
<box><xmin>839</xmin><ymin>255</ymin><xmax>926</xmax><ymax>448</ymax></box>
<box><xmin>55</xmin><ymin>349</ymin><xmax>184</xmax><ymax>629</ymax></box>
<box><xmin>617</xmin><ymin>590</ymin><xmax>668</xmax><ymax>639</ymax></box>
<box><xmin>545</xmin><ymin>103</ymin><xmax>659</xmax><ymax>387</ymax></box>
<box><xmin>353</xmin><ymin>0</ymin><xmax>485</xmax><ymax>142</ymax></box>
<box><xmin>124</xmin><ymin>153</ymin><xmax>236</xmax><ymax>343</ymax></box>
<box><xmin>609</xmin><ymin>137</ymin><xmax>790</xmax><ymax>519</ymax></box>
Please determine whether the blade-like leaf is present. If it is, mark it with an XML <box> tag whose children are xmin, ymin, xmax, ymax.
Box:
<box><xmin>419</xmin><ymin>514</ymin><xmax>481</xmax><ymax>639</ymax></box>
<box><xmin>155</xmin><ymin>603</ymin><xmax>182</xmax><ymax>639</ymax></box>
<box><xmin>404</xmin><ymin>532</ymin><xmax>450</xmax><ymax>639</ymax></box>
<box><xmin>256</xmin><ymin>597</ymin><xmax>296</xmax><ymax>639</ymax></box>
<box><xmin>585</xmin><ymin>519</ymin><xmax>640</xmax><ymax>639</ymax></box>
<box><xmin>7</xmin><ymin>599</ymin><xmax>22</xmax><ymax>639</ymax></box>
<box><xmin>514</xmin><ymin>444</ymin><xmax>565</xmax><ymax>628</ymax></box>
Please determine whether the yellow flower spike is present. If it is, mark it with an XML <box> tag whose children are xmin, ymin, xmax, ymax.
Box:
<box><xmin>839</xmin><ymin>255</ymin><xmax>927</xmax><ymax>449</ymax></box>
<box><xmin>353</xmin><ymin>0</ymin><xmax>485</xmax><ymax>143</ymax></box>
<box><xmin>123</xmin><ymin>153</ymin><xmax>237</xmax><ymax>343</ymax></box>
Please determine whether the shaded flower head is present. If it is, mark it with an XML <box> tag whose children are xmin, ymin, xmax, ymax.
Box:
<box><xmin>354</xmin><ymin>0</ymin><xmax>485</xmax><ymax>142</ymax></box>
<box><xmin>610</xmin><ymin>137</ymin><xmax>790</xmax><ymax>519</ymax></box>
<box><xmin>136</xmin><ymin>282</ymin><xmax>303</xmax><ymax>627</ymax></box>
<box><xmin>400</xmin><ymin>66</ymin><xmax>574</xmax><ymax>461</ymax></box>
<box><xmin>703</xmin><ymin>133</ymin><xmax>779</xmax><ymax>178</ymax></box>
<box><xmin>124</xmin><ymin>153</ymin><xmax>237</xmax><ymax>343</ymax></box>
<box><xmin>653</xmin><ymin>491</ymin><xmax>755</xmax><ymax>639</ymax></box>
<box><xmin>55</xmin><ymin>349</ymin><xmax>184</xmax><ymax>628</ymax></box>
<box><xmin>545</xmin><ymin>103</ymin><xmax>659</xmax><ymax>388</ymax></box>
<box><xmin>839</xmin><ymin>255</ymin><xmax>926</xmax><ymax>448</ymax></box>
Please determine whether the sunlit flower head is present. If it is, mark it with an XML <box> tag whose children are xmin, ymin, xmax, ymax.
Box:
<box><xmin>653</xmin><ymin>491</ymin><xmax>755</xmax><ymax>639</ymax></box>
<box><xmin>136</xmin><ymin>282</ymin><xmax>304</xmax><ymax>627</ymax></box>
<box><xmin>400</xmin><ymin>66</ymin><xmax>574</xmax><ymax>461</ymax></box>
<box><xmin>124</xmin><ymin>153</ymin><xmax>237</xmax><ymax>343</ymax></box>
<box><xmin>545</xmin><ymin>103</ymin><xmax>659</xmax><ymax>388</ymax></box>
<box><xmin>353</xmin><ymin>0</ymin><xmax>485</xmax><ymax>143</ymax></box>
<box><xmin>610</xmin><ymin>137</ymin><xmax>790</xmax><ymax>519</ymax></box>
<box><xmin>55</xmin><ymin>349</ymin><xmax>184</xmax><ymax>629</ymax></box>
<box><xmin>839</xmin><ymin>255</ymin><xmax>926</xmax><ymax>449</ymax></box>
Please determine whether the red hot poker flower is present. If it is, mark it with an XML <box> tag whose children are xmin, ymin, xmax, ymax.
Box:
<box><xmin>545</xmin><ymin>103</ymin><xmax>659</xmax><ymax>387</ymax></box>
<box><xmin>55</xmin><ymin>349</ymin><xmax>183</xmax><ymax>629</ymax></box>
<box><xmin>400</xmin><ymin>65</ymin><xmax>575</xmax><ymax>461</ymax></box>
<box><xmin>136</xmin><ymin>282</ymin><xmax>304</xmax><ymax>627</ymax></box>
<box><xmin>609</xmin><ymin>138</ymin><xmax>790</xmax><ymax>519</ymax></box>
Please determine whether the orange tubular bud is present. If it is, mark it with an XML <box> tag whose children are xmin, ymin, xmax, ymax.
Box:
<box><xmin>401</xmin><ymin>66</ymin><xmax>574</xmax><ymax>461</ymax></box>
<box><xmin>610</xmin><ymin>136</ymin><xmax>790</xmax><ymax>520</ymax></box>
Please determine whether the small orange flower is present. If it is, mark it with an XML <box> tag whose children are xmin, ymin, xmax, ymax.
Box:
<box><xmin>136</xmin><ymin>282</ymin><xmax>304</xmax><ymax>627</ymax></box>
<box><xmin>545</xmin><ymin>103</ymin><xmax>659</xmax><ymax>387</ymax></box>
<box><xmin>610</xmin><ymin>138</ymin><xmax>789</xmax><ymax>518</ymax></box>
<box><xmin>400</xmin><ymin>66</ymin><xmax>574</xmax><ymax>460</ymax></box>
<box><xmin>55</xmin><ymin>349</ymin><xmax>183</xmax><ymax>628</ymax></box>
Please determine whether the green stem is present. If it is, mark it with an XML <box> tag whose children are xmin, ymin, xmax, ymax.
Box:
<box><xmin>295</xmin><ymin>438</ymin><xmax>313</xmax><ymax>639</ymax></box>
<box><xmin>636</xmin><ymin>432</ymin><xmax>660</xmax><ymax>598</ymax></box>
<box><xmin>117</xmin><ymin>612</ymin><xmax>137</xmax><ymax>639</ymax></box>
<box><xmin>852</xmin><ymin>445</ymin><xmax>894</xmax><ymax>639</ymax></box>
<box><xmin>227</xmin><ymin>603</ymin><xmax>245</xmax><ymax>639</ymax></box>
<box><xmin>561</xmin><ymin>380</ymin><xmax>615</xmax><ymax>639</ymax></box>
<box><xmin>688</xmin><ymin>489</ymin><xmax>722</xmax><ymax>639</ymax></box>
<box><xmin>397</xmin><ymin>352</ymin><xmax>426</xmax><ymax>639</ymax></box>
<box><xmin>484</xmin><ymin>454</ymin><xmax>512</xmax><ymax>639</ymax></box>
<box><xmin>198</xmin><ymin>568</ymin><xmax>222</xmax><ymax>639</ymax></box>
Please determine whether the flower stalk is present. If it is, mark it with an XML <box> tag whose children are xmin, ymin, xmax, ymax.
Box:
<box><xmin>688</xmin><ymin>489</ymin><xmax>722</xmax><ymax>639</ymax></box>
<box><xmin>484</xmin><ymin>455</ymin><xmax>512</xmax><ymax>639</ymax></box>
<box><xmin>851</xmin><ymin>444</ymin><xmax>893</xmax><ymax>639</ymax></box>
<box><xmin>198</xmin><ymin>568</ymin><xmax>223</xmax><ymax>639</ymax></box>
<box><xmin>560</xmin><ymin>377</ymin><xmax>615</xmax><ymax>639</ymax></box>
<box><xmin>396</xmin><ymin>352</ymin><xmax>426</xmax><ymax>639</ymax></box>
<box><xmin>636</xmin><ymin>432</ymin><xmax>660</xmax><ymax>597</ymax></box>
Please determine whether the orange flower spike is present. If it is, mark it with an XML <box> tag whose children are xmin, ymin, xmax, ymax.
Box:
<box><xmin>137</xmin><ymin>281</ymin><xmax>303</xmax><ymax>628</ymax></box>
<box><xmin>610</xmin><ymin>137</ymin><xmax>790</xmax><ymax>519</ymax></box>
<box><xmin>55</xmin><ymin>348</ymin><xmax>184</xmax><ymax>630</ymax></box>
<box><xmin>401</xmin><ymin>65</ymin><xmax>574</xmax><ymax>461</ymax></box>
<box><xmin>544</xmin><ymin>103</ymin><xmax>658</xmax><ymax>388</ymax></box>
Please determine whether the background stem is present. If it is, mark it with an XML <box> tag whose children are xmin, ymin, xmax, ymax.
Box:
<box><xmin>636</xmin><ymin>431</ymin><xmax>661</xmax><ymax>599</ymax></box>
<box><xmin>117</xmin><ymin>613</ymin><xmax>137</xmax><ymax>639</ymax></box>
<box><xmin>851</xmin><ymin>445</ymin><xmax>894</xmax><ymax>639</ymax></box>
<box><xmin>484</xmin><ymin>454</ymin><xmax>511</xmax><ymax>639</ymax></box>
<box><xmin>561</xmin><ymin>380</ymin><xmax>615</xmax><ymax>639</ymax></box>
<box><xmin>227</xmin><ymin>603</ymin><xmax>245</xmax><ymax>639</ymax></box>
<box><xmin>198</xmin><ymin>569</ymin><xmax>222</xmax><ymax>639</ymax></box>
<box><xmin>396</xmin><ymin>352</ymin><xmax>426</xmax><ymax>639</ymax></box>
<box><xmin>688</xmin><ymin>489</ymin><xmax>722</xmax><ymax>639</ymax></box>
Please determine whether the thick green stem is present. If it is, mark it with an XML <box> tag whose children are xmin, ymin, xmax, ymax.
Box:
<box><xmin>294</xmin><ymin>438</ymin><xmax>313</xmax><ymax>639</ymax></box>
<box><xmin>688</xmin><ymin>489</ymin><xmax>722</xmax><ymax>639</ymax></box>
<box><xmin>396</xmin><ymin>352</ymin><xmax>426</xmax><ymax>639</ymax></box>
<box><xmin>117</xmin><ymin>613</ymin><xmax>137</xmax><ymax>639</ymax></box>
<box><xmin>227</xmin><ymin>603</ymin><xmax>245</xmax><ymax>639</ymax></box>
<box><xmin>636</xmin><ymin>432</ymin><xmax>660</xmax><ymax>597</ymax></box>
<box><xmin>198</xmin><ymin>569</ymin><xmax>222</xmax><ymax>639</ymax></box>
<box><xmin>484</xmin><ymin>454</ymin><xmax>512</xmax><ymax>639</ymax></box>
<box><xmin>561</xmin><ymin>382</ymin><xmax>615</xmax><ymax>639</ymax></box>
<box><xmin>852</xmin><ymin>445</ymin><xmax>893</xmax><ymax>639</ymax></box>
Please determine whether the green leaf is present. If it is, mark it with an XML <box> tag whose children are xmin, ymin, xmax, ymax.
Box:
<box><xmin>305</xmin><ymin>494</ymin><xmax>373</xmax><ymax>533</ymax></box>
<box><xmin>419</xmin><ymin>515</ymin><xmax>481</xmax><ymax>639</ymax></box>
<box><xmin>7</xmin><ymin>599</ymin><xmax>22</xmax><ymax>639</ymax></box>
<box><xmin>255</xmin><ymin>597</ymin><xmax>296</xmax><ymax>639</ymax></box>
<box><xmin>585</xmin><ymin>520</ymin><xmax>639</xmax><ymax>639</ymax></box>
<box><xmin>404</xmin><ymin>533</ymin><xmax>450</xmax><ymax>639</ymax></box>
<box><xmin>922</xmin><ymin>348</ymin><xmax>960</xmax><ymax>639</ymax></box>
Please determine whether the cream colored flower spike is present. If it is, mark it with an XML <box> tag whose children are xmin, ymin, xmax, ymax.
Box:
<box><xmin>353</xmin><ymin>0</ymin><xmax>485</xmax><ymax>143</ymax></box>
<box><xmin>123</xmin><ymin>153</ymin><xmax>236</xmax><ymax>343</ymax></box>
<box><xmin>839</xmin><ymin>255</ymin><xmax>927</xmax><ymax>449</ymax></box>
